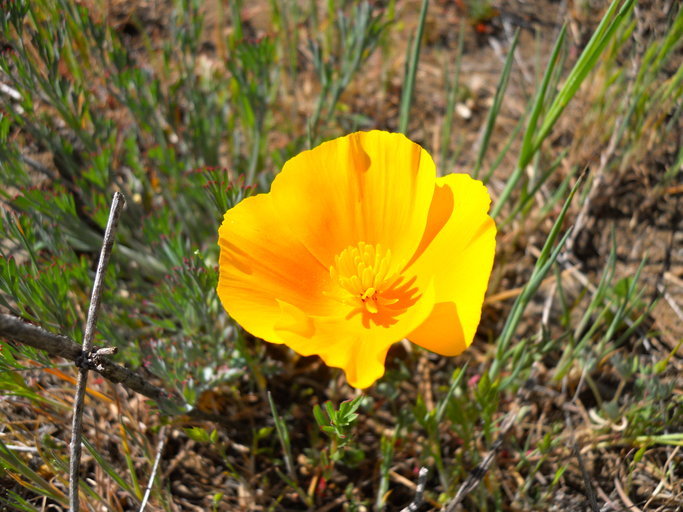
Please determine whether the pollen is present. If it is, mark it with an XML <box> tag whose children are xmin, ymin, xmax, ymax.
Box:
<box><xmin>329</xmin><ymin>242</ymin><xmax>400</xmax><ymax>314</ymax></box>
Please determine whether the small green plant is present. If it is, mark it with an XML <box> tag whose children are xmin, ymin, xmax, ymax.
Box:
<box><xmin>313</xmin><ymin>395</ymin><xmax>363</xmax><ymax>448</ymax></box>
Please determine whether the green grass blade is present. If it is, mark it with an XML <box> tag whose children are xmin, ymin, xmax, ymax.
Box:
<box><xmin>533</xmin><ymin>0</ymin><xmax>636</xmax><ymax>151</ymax></box>
<box><xmin>439</xmin><ymin>18</ymin><xmax>465</xmax><ymax>170</ymax></box>
<box><xmin>83</xmin><ymin>438</ymin><xmax>142</xmax><ymax>501</ymax></box>
<box><xmin>492</xmin><ymin>0</ymin><xmax>635</xmax><ymax>220</ymax></box>
<box><xmin>490</xmin><ymin>175</ymin><xmax>583</xmax><ymax>380</ymax></box>
<box><xmin>519</xmin><ymin>25</ymin><xmax>568</xmax><ymax>169</ymax></box>
<box><xmin>267</xmin><ymin>390</ymin><xmax>295</xmax><ymax>479</ymax></box>
<box><xmin>398</xmin><ymin>0</ymin><xmax>428</xmax><ymax>134</ymax></box>
<box><xmin>472</xmin><ymin>29</ymin><xmax>520</xmax><ymax>179</ymax></box>
<box><xmin>491</xmin><ymin>25</ymin><xmax>566</xmax><ymax>219</ymax></box>
<box><xmin>0</xmin><ymin>440</ymin><xmax>68</xmax><ymax>505</ymax></box>
<box><xmin>481</xmin><ymin>110</ymin><xmax>526</xmax><ymax>185</ymax></box>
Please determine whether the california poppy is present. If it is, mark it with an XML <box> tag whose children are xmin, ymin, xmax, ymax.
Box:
<box><xmin>217</xmin><ymin>131</ymin><xmax>495</xmax><ymax>388</ymax></box>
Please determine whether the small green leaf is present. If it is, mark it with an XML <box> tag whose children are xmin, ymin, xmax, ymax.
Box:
<box><xmin>184</xmin><ymin>427</ymin><xmax>211</xmax><ymax>443</ymax></box>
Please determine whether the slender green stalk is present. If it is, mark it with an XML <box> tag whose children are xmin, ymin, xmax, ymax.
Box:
<box><xmin>534</xmin><ymin>0</ymin><xmax>636</xmax><ymax>151</ymax></box>
<box><xmin>492</xmin><ymin>0</ymin><xmax>635</xmax><ymax>220</ymax></box>
<box><xmin>398</xmin><ymin>0</ymin><xmax>428</xmax><ymax>133</ymax></box>
<box><xmin>490</xmin><ymin>176</ymin><xmax>583</xmax><ymax>380</ymax></box>
<box><xmin>439</xmin><ymin>18</ymin><xmax>465</xmax><ymax>170</ymax></box>
<box><xmin>473</xmin><ymin>29</ymin><xmax>520</xmax><ymax>179</ymax></box>
<box><xmin>491</xmin><ymin>25</ymin><xmax>567</xmax><ymax>219</ymax></box>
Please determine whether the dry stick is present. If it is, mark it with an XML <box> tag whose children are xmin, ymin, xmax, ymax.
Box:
<box><xmin>69</xmin><ymin>192</ymin><xmax>125</xmax><ymax>512</ymax></box>
<box><xmin>399</xmin><ymin>467</ymin><xmax>429</xmax><ymax>512</ymax></box>
<box><xmin>658</xmin><ymin>283</ymin><xmax>683</xmax><ymax>324</ymax></box>
<box><xmin>528</xmin><ymin>246</ymin><xmax>655</xmax><ymax>348</ymax></box>
<box><xmin>568</xmin><ymin>421</ymin><xmax>600</xmax><ymax>512</ymax></box>
<box><xmin>566</xmin><ymin>112</ymin><xmax>622</xmax><ymax>255</ymax></box>
<box><xmin>563</xmin><ymin>378</ymin><xmax>600</xmax><ymax>512</ymax></box>
<box><xmin>138</xmin><ymin>426</ymin><xmax>168</xmax><ymax>512</ymax></box>
<box><xmin>0</xmin><ymin>314</ymin><xmax>226</xmax><ymax>424</ymax></box>
<box><xmin>442</xmin><ymin>411</ymin><xmax>518</xmax><ymax>512</ymax></box>
<box><xmin>0</xmin><ymin>81</ymin><xmax>22</xmax><ymax>100</ymax></box>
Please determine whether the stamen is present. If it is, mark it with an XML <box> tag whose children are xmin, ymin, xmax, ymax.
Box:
<box><xmin>329</xmin><ymin>243</ymin><xmax>398</xmax><ymax>316</ymax></box>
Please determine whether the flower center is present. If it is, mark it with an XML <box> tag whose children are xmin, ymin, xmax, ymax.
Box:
<box><xmin>329</xmin><ymin>242</ymin><xmax>400</xmax><ymax>315</ymax></box>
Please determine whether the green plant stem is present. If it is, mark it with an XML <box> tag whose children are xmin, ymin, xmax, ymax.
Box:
<box><xmin>398</xmin><ymin>0</ymin><xmax>428</xmax><ymax>134</ymax></box>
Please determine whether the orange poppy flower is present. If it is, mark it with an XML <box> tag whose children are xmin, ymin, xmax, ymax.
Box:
<box><xmin>217</xmin><ymin>131</ymin><xmax>496</xmax><ymax>388</ymax></box>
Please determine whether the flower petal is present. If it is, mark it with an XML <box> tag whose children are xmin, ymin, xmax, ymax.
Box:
<box><xmin>407</xmin><ymin>174</ymin><xmax>496</xmax><ymax>354</ymax></box>
<box><xmin>217</xmin><ymin>194</ymin><xmax>343</xmax><ymax>344</ymax></box>
<box><xmin>269</xmin><ymin>131</ymin><xmax>436</xmax><ymax>268</ymax></box>
<box><xmin>281</xmin><ymin>279</ymin><xmax>436</xmax><ymax>388</ymax></box>
<box><xmin>408</xmin><ymin>302</ymin><xmax>466</xmax><ymax>356</ymax></box>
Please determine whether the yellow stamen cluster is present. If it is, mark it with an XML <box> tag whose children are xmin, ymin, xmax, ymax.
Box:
<box><xmin>330</xmin><ymin>242</ymin><xmax>399</xmax><ymax>314</ymax></box>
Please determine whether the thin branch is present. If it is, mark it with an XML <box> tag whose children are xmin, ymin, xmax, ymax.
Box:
<box><xmin>138</xmin><ymin>426</ymin><xmax>168</xmax><ymax>512</ymax></box>
<box><xmin>566</xmin><ymin>113</ymin><xmax>622</xmax><ymax>255</ymax></box>
<box><xmin>442</xmin><ymin>412</ymin><xmax>517</xmax><ymax>512</ymax></box>
<box><xmin>0</xmin><ymin>314</ymin><xmax>226</xmax><ymax>423</ymax></box>
<box><xmin>84</xmin><ymin>193</ymin><xmax>125</xmax><ymax>354</ymax></box>
<box><xmin>69</xmin><ymin>191</ymin><xmax>125</xmax><ymax>512</ymax></box>
<box><xmin>570</xmin><ymin>431</ymin><xmax>600</xmax><ymax>512</ymax></box>
<box><xmin>400</xmin><ymin>467</ymin><xmax>429</xmax><ymax>512</ymax></box>
<box><xmin>0</xmin><ymin>315</ymin><xmax>83</xmax><ymax>360</ymax></box>
<box><xmin>564</xmin><ymin>378</ymin><xmax>600</xmax><ymax>512</ymax></box>
<box><xmin>0</xmin><ymin>81</ymin><xmax>22</xmax><ymax>101</ymax></box>
<box><xmin>658</xmin><ymin>283</ymin><xmax>683</xmax><ymax>324</ymax></box>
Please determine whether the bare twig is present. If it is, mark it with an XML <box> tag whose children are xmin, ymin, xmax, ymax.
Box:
<box><xmin>566</xmin><ymin>114</ymin><xmax>622</xmax><ymax>255</ymax></box>
<box><xmin>0</xmin><ymin>315</ymin><xmax>84</xmax><ymax>361</ymax></box>
<box><xmin>4</xmin><ymin>444</ymin><xmax>39</xmax><ymax>453</ymax></box>
<box><xmin>442</xmin><ymin>411</ymin><xmax>518</xmax><ymax>512</ymax></box>
<box><xmin>564</xmin><ymin>378</ymin><xmax>600</xmax><ymax>512</ymax></box>
<box><xmin>614</xmin><ymin>477</ymin><xmax>643</xmax><ymax>512</ymax></box>
<box><xmin>596</xmin><ymin>483</ymin><xmax>621</xmax><ymax>511</ymax></box>
<box><xmin>400</xmin><ymin>467</ymin><xmax>429</xmax><ymax>512</ymax></box>
<box><xmin>0</xmin><ymin>314</ymin><xmax>226</xmax><ymax>423</ymax></box>
<box><xmin>528</xmin><ymin>246</ymin><xmax>655</xmax><ymax>347</ymax></box>
<box><xmin>658</xmin><ymin>284</ymin><xmax>683</xmax><ymax>324</ymax></box>
<box><xmin>0</xmin><ymin>81</ymin><xmax>22</xmax><ymax>101</ymax></box>
<box><xmin>643</xmin><ymin>445</ymin><xmax>680</xmax><ymax>510</ymax></box>
<box><xmin>69</xmin><ymin>192</ymin><xmax>125</xmax><ymax>512</ymax></box>
<box><xmin>139</xmin><ymin>426</ymin><xmax>168</xmax><ymax>512</ymax></box>
<box><xmin>570</xmin><ymin>429</ymin><xmax>600</xmax><ymax>512</ymax></box>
